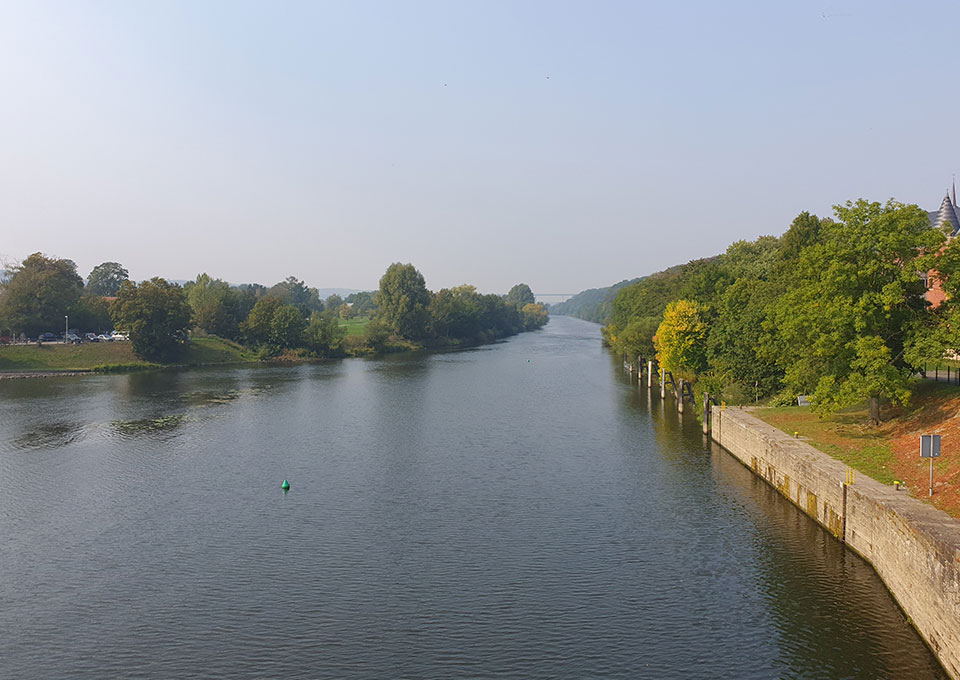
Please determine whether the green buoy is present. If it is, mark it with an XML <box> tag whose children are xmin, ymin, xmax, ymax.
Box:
<box><xmin>281</xmin><ymin>479</ymin><xmax>290</xmax><ymax>491</ymax></box>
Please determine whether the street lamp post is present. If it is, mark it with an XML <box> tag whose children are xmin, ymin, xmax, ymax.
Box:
<box><xmin>65</xmin><ymin>315</ymin><xmax>68</xmax><ymax>344</ymax></box>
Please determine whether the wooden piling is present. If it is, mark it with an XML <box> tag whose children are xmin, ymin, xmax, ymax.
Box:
<box><xmin>702</xmin><ymin>392</ymin><xmax>710</xmax><ymax>434</ymax></box>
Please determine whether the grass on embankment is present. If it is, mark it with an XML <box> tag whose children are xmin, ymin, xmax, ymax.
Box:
<box><xmin>339</xmin><ymin>316</ymin><xmax>370</xmax><ymax>336</ymax></box>
<box><xmin>754</xmin><ymin>379</ymin><xmax>960</xmax><ymax>518</ymax></box>
<box><xmin>0</xmin><ymin>336</ymin><xmax>256</xmax><ymax>372</ymax></box>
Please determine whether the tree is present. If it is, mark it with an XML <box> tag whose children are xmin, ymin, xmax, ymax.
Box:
<box><xmin>304</xmin><ymin>311</ymin><xmax>345</xmax><ymax>355</ymax></box>
<box><xmin>110</xmin><ymin>278</ymin><xmax>192</xmax><ymax>361</ymax></box>
<box><xmin>520</xmin><ymin>302</ymin><xmax>549</xmax><ymax>331</ymax></box>
<box><xmin>768</xmin><ymin>199</ymin><xmax>941</xmax><ymax>424</ymax></box>
<box><xmin>706</xmin><ymin>277</ymin><xmax>782</xmax><ymax>397</ymax></box>
<box><xmin>346</xmin><ymin>291</ymin><xmax>377</xmax><ymax>317</ymax></box>
<box><xmin>243</xmin><ymin>297</ymin><xmax>284</xmax><ymax>345</ymax></box>
<box><xmin>654</xmin><ymin>299</ymin><xmax>709</xmax><ymax>381</ymax></box>
<box><xmin>69</xmin><ymin>294</ymin><xmax>113</xmax><ymax>334</ymax></box>
<box><xmin>86</xmin><ymin>262</ymin><xmax>129</xmax><ymax>296</ymax></box>
<box><xmin>269</xmin><ymin>304</ymin><xmax>306</xmax><ymax>348</ymax></box>
<box><xmin>505</xmin><ymin>283</ymin><xmax>535</xmax><ymax>308</ymax></box>
<box><xmin>0</xmin><ymin>253</ymin><xmax>84</xmax><ymax>337</ymax></box>
<box><xmin>611</xmin><ymin>315</ymin><xmax>661</xmax><ymax>360</ymax></box>
<box><xmin>429</xmin><ymin>285</ymin><xmax>484</xmax><ymax>339</ymax></box>
<box><xmin>362</xmin><ymin>318</ymin><xmax>390</xmax><ymax>351</ymax></box>
<box><xmin>185</xmin><ymin>273</ymin><xmax>239</xmax><ymax>338</ymax></box>
<box><xmin>376</xmin><ymin>263</ymin><xmax>431</xmax><ymax>340</ymax></box>
<box><xmin>268</xmin><ymin>276</ymin><xmax>318</xmax><ymax>316</ymax></box>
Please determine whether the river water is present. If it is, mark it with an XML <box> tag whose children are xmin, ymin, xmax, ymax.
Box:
<box><xmin>0</xmin><ymin>317</ymin><xmax>947</xmax><ymax>679</ymax></box>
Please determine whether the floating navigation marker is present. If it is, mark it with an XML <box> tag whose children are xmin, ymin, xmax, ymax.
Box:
<box><xmin>281</xmin><ymin>479</ymin><xmax>290</xmax><ymax>491</ymax></box>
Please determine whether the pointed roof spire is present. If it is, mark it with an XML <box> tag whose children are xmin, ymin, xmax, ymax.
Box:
<box><xmin>953</xmin><ymin>175</ymin><xmax>957</xmax><ymax>207</ymax></box>
<box><xmin>935</xmin><ymin>191</ymin><xmax>960</xmax><ymax>236</ymax></box>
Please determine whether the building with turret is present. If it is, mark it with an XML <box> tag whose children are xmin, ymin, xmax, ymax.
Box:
<box><xmin>924</xmin><ymin>181</ymin><xmax>959</xmax><ymax>307</ymax></box>
<box><xmin>928</xmin><ymin>182</ymin><xmax>960</xmax><ymax>235</ymax></box>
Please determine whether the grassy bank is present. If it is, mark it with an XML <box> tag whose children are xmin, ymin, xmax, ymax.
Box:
<box><xmin>339</xmin><ymin>316</ymin><xmax>370</xmax><ymax>336</ymax></box>
<box><xmin>754</xmin><ymin>379</ymin><xmax>960</xmax><ymax>518</ymax></box>
<box><xmin>0</xmin><ymin>336</ymin><xmax>256</xmax><ymax>373</ymax></box>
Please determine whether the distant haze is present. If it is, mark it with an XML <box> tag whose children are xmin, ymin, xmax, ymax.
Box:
<box><xmin>1</xmin><ymin>1</ymin><xmax>958</xmax><ymax>294</ymax></box>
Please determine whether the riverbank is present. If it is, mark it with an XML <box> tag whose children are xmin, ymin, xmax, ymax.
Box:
<box><xmin>0</xmin><ymin>326</ymin><xmax>545</xmax><ymax>378</ymax></box>
<box><xmin>711</xmin><ymin>406</ymin><xmax>960</xmax><ymax>680</ymax></box>
<box><xmin>0</xmin><ymin>336</ymin><xmax>255</xmax><ymax>374</ymax></box>
<box><xmin>754</xmin><ymin>380</ymin><xmax>960</xmax><ymax>519</ymax></box>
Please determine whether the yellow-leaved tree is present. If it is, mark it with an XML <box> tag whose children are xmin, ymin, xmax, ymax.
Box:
<box><xmin>654</xmin><ymin>299</ymin><xmax>708</xmax><ymax>381</ymax></box>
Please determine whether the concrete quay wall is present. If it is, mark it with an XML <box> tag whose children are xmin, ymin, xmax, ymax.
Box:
<box><xmin>712</xmin><ymin>406</ymin><xmax>960</xmax><ymax>679</ymax></box>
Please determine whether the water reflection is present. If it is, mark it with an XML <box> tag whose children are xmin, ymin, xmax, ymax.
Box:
<box><xmin>0</xmin><ymin>318</ymin><xmax>949</xmax><ymax>679</ymax></box>
<box><xmin>178</xmin><ymin>389</ymin><xmax>242</xmax><ymax>407</ymax></box>
<box><xmin>13</xmin><ymin>421</ymin><xmax>86</xmax><ymax>450</ymax></box>
<box><xmin>110</xmin><ymin>414</ymin><xmax>188</xmax><ymax>439</ymax></box>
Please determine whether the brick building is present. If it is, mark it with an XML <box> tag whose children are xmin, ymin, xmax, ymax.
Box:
<box><xmin>924</xmin><ymin>183</ymin><xmax>960</xmax><ymax>308</ymax></box>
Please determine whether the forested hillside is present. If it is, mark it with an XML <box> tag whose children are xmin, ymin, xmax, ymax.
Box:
<box><xmin>600</xmin><ymin>200</ymin><xmax>960</xmax><ymax>424</ymax></box>
<box><xmin>550</xmin><ymin>278</ymin><xmax>641</xmax><ymax>323</ymax></box>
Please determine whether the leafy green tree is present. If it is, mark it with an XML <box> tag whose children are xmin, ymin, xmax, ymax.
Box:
<box><xmin>69</xmin><ymin>294</ymin><xmax>113</xmax><ymax>334</ymax></box>
<box><xmin>706</xmin><ymin>277</ymin><xmax>782</xmax><ymax>396</ymax></box>
<box><xmin>362</xmin><ymin>318</ymin><xmax>390</xmax><ymax>351</ymax></box>
<box><xmin>184</xmin><ymin>273</ymin><xmax>240</xmax><ymax>338</ymax></box>
<box><xmin>325</xmin><ymin>294</ymin><xmax>344</xmax><ymax>313</ymax></box>
<box><xmin>235</xmin><ymin>284</ymin><xmax>268</xmax><ymax>324</ymax></box>
<box><xmin>654</xmin><ymin>299</ymin><xmax>709</xmax><ymax>381</ymax></box>
<box><xmin>243</xmin><ymin>297</ymin><xmax>284</xmax><ymax>345</ymax></box>
<box><xmin>304</xmin><ymin>311</ymin><xmax>345</xmax><ymax>355</ymax></box>
<box><xmin>478</xmin><ymin>293</ymin><xmax>522</xmax><ymax>337</ymax></box>
<box><xmin>768</xmin><ymin>199</ymin><xmax>941</xmax><ymax>423</ymax></box>
<box><xmin>269</xmin><ymin>276</ymin><xmax>317</xmax><ymax>316</ymax></box>
<box><xmin>520</xmin><ymin>302</ymin><xmax>549</xmax><ymax>330</ymax></box>
<box><xmin>185</xmin><ymin>273</ymin><xmax>223</xmax><ymax>329</ymax></box>
<box><xmin>429</xmin><ymin>285</ymin><xmax>484</xmax><ymax>338</ymax></box>
<box><xmin>0</xmin><ymin>253</ymin><xmax>84</xmax><ymax>337</ymax></box>
<box><xmin>346</xmin><ymin>291</ymin><xmax>377</xmax><ymax>317</ymax></box>
<box><xmin>270</xmin><ymin>304</ymin><xmax>306</xmax><ymax>348</ymax></box>
<box><xmin>110</xmin><ymin>278</ymin><xmax>192</xmax><ymax>361</ymax></box>
<box><xmin>505</xmin><ymin>283</ymin><xmax>535</xmax><ymax>308</ymax></box>
<box><xmin>776</xmin><ymin>212</ymin><xmax>826</xmax><ymax>267</ymax></box>
<box><xmin>932</xmin><ymin>238</ymin><xmax>960</xmax><ymax>300</ymax></box>
<box><xmin>86</xmin><ymin>262</ymin><xmax>129</xmax><ymax>296</ymax></box>
<box><xmin>611</xmin><ymin>315</ymin><xmax>660</xmax><ymax>360</ymax></box>
<box><xmin>377</xmin><ymin>263</ymin><xmax>431</xmax><ymax>340</ymax></box>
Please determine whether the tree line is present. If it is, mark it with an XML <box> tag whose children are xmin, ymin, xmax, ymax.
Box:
<box><xmin>603</xmin><ymin>199</ymin><xmax>959</xmax><ymax>423</ymax></box>
<box><xmin>0</xmin><ymin>257</ymin><xmax>548</xmax><ymax>362</ymax></box>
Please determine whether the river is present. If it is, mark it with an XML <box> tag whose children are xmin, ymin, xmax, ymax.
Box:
<box><xmin>0</xmin><ymin>316</ymin><xmax>947</xmax><ymax>679</ymax></box>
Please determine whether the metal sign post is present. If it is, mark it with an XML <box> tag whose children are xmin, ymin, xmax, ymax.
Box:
<box><xmin>920</xmin><ymin>434</ymin><xmax>942</xmax><ymax>497</ymax></box>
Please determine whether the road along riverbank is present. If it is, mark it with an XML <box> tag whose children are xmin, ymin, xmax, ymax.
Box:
<box><xmin>711</xmin><ymin>406</ymin><xmax>960</xmax><ymax>679</ymax></box>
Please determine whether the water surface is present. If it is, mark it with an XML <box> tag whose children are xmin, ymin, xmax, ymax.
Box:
<box><xmin>0</xmin><ymin>317</ymin><xmax>946</xmax><ymax>678</ymax></box>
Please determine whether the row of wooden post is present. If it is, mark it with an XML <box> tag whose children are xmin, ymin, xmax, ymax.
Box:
<box><xmin>623</xmin><ymin>354</ymin><xmax>713</xmax><ymax>436</ymax></box>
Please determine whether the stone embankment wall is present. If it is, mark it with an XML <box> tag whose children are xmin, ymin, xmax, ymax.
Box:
<box><xmin>712</xmin><ymin>406</ymin><xmax>960</xmax><ymax>680</ymax></box>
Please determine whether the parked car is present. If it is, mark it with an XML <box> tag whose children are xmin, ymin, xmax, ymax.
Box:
<box><xmin>85</xmin><ymin>333</ymin><xmax>99</xmax><ymax>342</ymax></box>
<box><xmin>111</xmin><ymin>333</ymin><xmax>129</xmax><ymax>341</ymax></box>
<box><xmin>39</xmin><ymin>332</ymin><xmax>58</xmax><ymax>342</ymax></box>
<box><xmin>65</xmin><ymin>333</ymin><xmax>81</xmax><ymax>344</ymax></box>
<box><xmin>97</xmin><ymin>334</ymin><xmax>113</xmax><ymax>342</ymax></box>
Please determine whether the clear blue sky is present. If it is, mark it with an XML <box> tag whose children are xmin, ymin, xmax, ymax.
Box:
<box><xmin>1</xmin><ymin>0</ymin><xmax>958</xmax><ymax>294</ymax></box>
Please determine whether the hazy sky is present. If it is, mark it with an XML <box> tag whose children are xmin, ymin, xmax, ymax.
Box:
<box><xmin>2</xmin><ymin>1</ymin><xmax>959</xmax><ymax>294</ymax></box>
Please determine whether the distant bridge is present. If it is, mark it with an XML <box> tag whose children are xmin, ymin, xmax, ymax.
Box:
<box><xmin>535</xmin><ymin>293</ymin><xmax>575</xmax><ymax>304</ymax></box>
